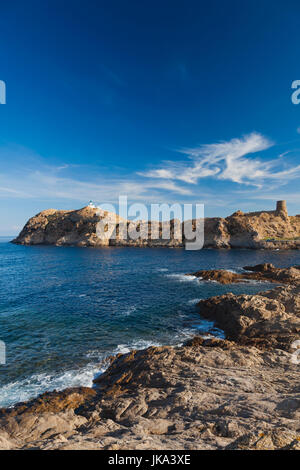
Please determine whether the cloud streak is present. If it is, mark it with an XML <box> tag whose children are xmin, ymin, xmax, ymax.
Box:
<box><xmin>1</xmin><ymin>132</ymin><xmax>300</xmax><ymax>209</ymax></box>
<box><xmin>0</xmin><ymin>166</ymin><xmax>192</xmax><ymax>205</ymax></box>
<box><xmin>139</xmin><ymin>132</ymin><xmax>300</xmax><ymax>187</ymax></box>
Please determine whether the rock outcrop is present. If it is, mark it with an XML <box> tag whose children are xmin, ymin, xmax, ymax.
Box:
<box><xmin>0</xmin><ymin>337</ymin><xmax>299</xmax><ymax>450</ymax></box>
<box><xmin>198</xmin><ymin>284</ymin><xmax>300</xmax><ymax>351</ymax></box>
<box><xmin>12</xmin><ymin>201</ymin><xmax>300</xmax><ymax>249</ymax></box>
<box><xmin>194</xmin><ymin>263</ymin><xmax>300</xmax><ymax>351</ymax></box>
<box><xmin>189</xmin><ymin>263</ymin><xmax>300</xmax><ymax>285</ymax></box>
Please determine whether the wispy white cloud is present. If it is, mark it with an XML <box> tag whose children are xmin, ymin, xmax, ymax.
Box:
<box><xmin>140</xmin><ymin>132</ymin><xmax>300</xmax><ymax>187</ymax></box>
<box><xmin>1</xmin><ymin>133</ymin><xmax>300</xmax><ymax>211</ymax></box>
<box><xmin>0</xmin><ymin>186</ymin><xmax>28</xmax><ymax>196</ymax></box>
<box><xmin>238</xmin><ymin>190</ymin><xmax>300</xmax><ymax>204</ymax></box>
<box><xmin>0</xmin><ymin>164</ymin><xmax>192</xmax><ymax>205</ymax></box>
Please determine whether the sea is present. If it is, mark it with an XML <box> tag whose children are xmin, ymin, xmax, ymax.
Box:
<box><xmin>1</xmin><ymin>236</ymin><xmax>300</xmax><ymax>408</ymax></box>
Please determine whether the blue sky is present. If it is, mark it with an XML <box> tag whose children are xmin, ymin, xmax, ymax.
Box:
<box><xmin>1</xmin><ymin>0</ymin><xmax>300</xmax><ymax>235</ymax></box>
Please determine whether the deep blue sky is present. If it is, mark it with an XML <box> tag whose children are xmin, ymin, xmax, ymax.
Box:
<box><xmin>1</xmin><ymin>0</ymin><xmax>300</xmax><ymax>234</ymax></box>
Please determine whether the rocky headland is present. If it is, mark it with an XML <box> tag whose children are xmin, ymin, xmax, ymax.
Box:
<box><xmin>12</xmin><ymin>200</ymin><xmax>300</xmax><ymax>249</ymax></box>
<box><xmin>0</xmin><ymin>263</ymin><xmax>299</xmax><ymax>450</ymax></box>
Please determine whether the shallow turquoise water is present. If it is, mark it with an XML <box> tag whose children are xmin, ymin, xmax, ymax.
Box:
<box><xmin>1</xmin><ymin>237</ymin><xmax>300</xmax><ymax>407</ymax></box>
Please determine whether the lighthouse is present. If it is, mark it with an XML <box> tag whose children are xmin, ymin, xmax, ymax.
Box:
<box><xmin>88</xmin><ymin>200</ymin><xmax>96</xmax><ymax>208</ymax></box>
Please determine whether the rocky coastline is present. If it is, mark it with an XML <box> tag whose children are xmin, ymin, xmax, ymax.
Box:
<box><xmin>189</xmin><ymin>262</ymin><xmax>300</xmax><ymax>285</ymax></box>
<box><xmin>12</xmin><ymin>201</ymin><xmax>300</xmax><ymax>250</ymax></box>
<box><xmin>0</xmin><ymin>263</ymin><xmax>299</xmax><ymax>450</ymax></box>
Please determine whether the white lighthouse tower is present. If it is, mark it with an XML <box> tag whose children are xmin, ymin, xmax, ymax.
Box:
<box><xmin>88</xmin><ymin>200</ymin><xmax>96</xmax><ymax>208</ymax></box>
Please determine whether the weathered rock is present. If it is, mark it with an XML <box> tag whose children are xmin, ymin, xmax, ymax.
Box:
<box><xmin>243</xmin><ymin>263</ymin><xmax>276</xmax><ymax>272</ymax></box>
<box><xmin>198</xmin><ymin>284</ymin><xmax>300</xmax><ymax>351</ymax></box>
<box><xmin>0</xmin><ymin>387</ymin><xmax>96</xmax><ymax>418</ymax></box>
<box><xmin>0</xmin><ymin>337</ymin><xmax>299</xmax><ymax>450</ymax></box>
<box><xmin>188</xmin><ymin>270</ymin><xmax>243</xmax><ymax>284</ymax></box>
<box><xmin>226</xmin><ymin>429</ymin><xmax>300</xmax><ymax>450</ymax></box>
<box><xmin>190</xmin><ymin>264</ymin><xmax>300</xmax><ymax>285</ymax></box>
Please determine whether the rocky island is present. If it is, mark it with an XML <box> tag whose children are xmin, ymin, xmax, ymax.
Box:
<box><xmin>0</xmin><ymin>263</ymin><xmax>299</xmax><ymax>450</ymax></box>
<box><xmin>12</xmin><ymin>201</ymin><xmax>300</xmax><ymax>250</ymax></box>
<box><xmin>189</xmin><ymin>262</ymin><xmax>300</xmax><ymax>285</ymax></box>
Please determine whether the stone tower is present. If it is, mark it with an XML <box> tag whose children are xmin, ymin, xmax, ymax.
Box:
<box><xmin>276</xmin><ymin>200</ymin><xmax>288</xmax><ymax>215</ymax></box>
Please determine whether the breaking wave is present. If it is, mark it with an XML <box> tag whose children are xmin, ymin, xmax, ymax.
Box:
<box><xmin>165</xmin><ymin>273</ymin><xmax>198</xmax><ymax>282</ymax></box>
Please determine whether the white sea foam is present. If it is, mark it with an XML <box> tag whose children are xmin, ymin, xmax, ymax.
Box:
<box><xmin>0</xmin><ymin>363</ymin><xmax>106</xmax><ymax>409</ymax></box>
<box><xmin>239</xmin><ymin>279</ymin><xmax>266</xmax><ymax>285</ymax></box>
<box><xmin>166</xmin><ymin>273</ymin><xmax>198</xmax><ymax>282</ymax></box>
<box><xmin>187</xmin><ymin>298</ymin><xmax>201</xmax><ymax>305</ymax></box>
<box><xmin>114</xmin><ymin>339</ymin><xmax>162</xmax><ymax>355</ymax></box>
<box><xmin>0</xmin><ymin>339</ymin><xmax>163</xmax><ymax>409</ymax></box>
<box><xmin>0</xmin><ymin>321</ymin><xmax>224</xmax><ymax>408</ymax></box>
<box><xmin>172</xmin><ymin>328</ymin><xmax>199</xmax><ymax>345</ymax></box>
<box><xmin>0</xmin><ymin>324</ymin><xmax>226</xmax><ymax>408</ymax></box>
<box><xmin>121</xmin><ymin>306</ymin><xmax>137</xmax><ymax>316</ymax></box>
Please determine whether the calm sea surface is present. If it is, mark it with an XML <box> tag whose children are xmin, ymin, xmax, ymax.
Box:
<box><xmin>1</xmin><ymin>236</ymin><xmax>300</xmax><ymax>407</ymax></box>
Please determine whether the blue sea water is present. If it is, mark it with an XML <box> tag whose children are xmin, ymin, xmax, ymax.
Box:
<box><xmin>1</xmin><ymin>236</ymin><xmax>300</xmax><ymax>408</ymax></box>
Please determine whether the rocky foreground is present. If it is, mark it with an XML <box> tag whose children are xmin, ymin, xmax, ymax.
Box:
<box><xmin>12</xmin><ymin>200</ymin><xmax>300</xmax><ymax>249</ymax></box>
<box><xmin>0</xmin><ymin>264</ymin><xmax>299</xmax><ymax>450</ymax></box>
<box><xmin>0</xmin><ymin>337</ymin><xmax>299</xmax><ymax>450</ymax></box>
<box><xmin>196</xmin><ymin>265</ymin><xmax>300</xmax><ymax>352</ymax></box>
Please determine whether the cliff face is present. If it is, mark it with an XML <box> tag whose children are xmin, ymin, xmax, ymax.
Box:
<box><xmin>12</xmin><ymin>206</ymin><xmax>128</xmax><ymax>248</ymax></box>
<box><xmin>12</xmin><ymin>202</ymin><xmax>300</xmax><ymax>249</ymax></box>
